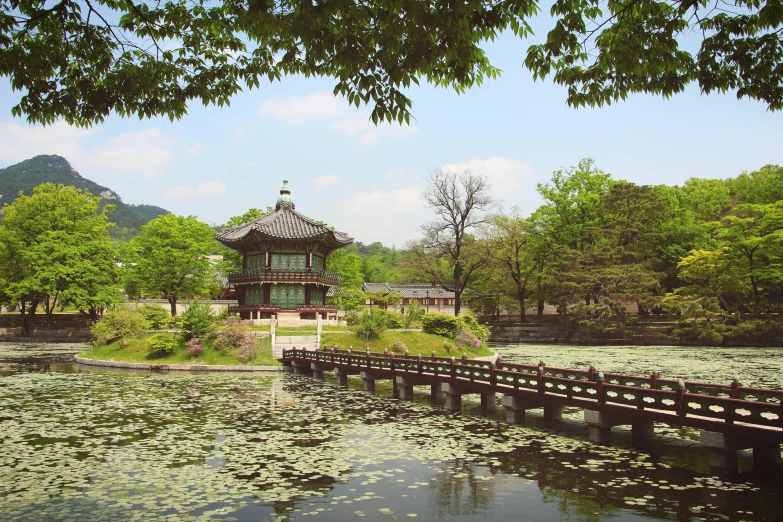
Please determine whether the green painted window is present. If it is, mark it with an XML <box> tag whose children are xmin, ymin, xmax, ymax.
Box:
<box><xmin>310</xmin><ymin>287</ymin><xmax>324</xmax><ymax>304</ymax></box>
<box><xmin>271</xmin><ymin>254</ymin><xmax>307</xmax><ymax>271</ymax></box>
<box><xmin>312</xmin><ymin>256</ymin><xmax>324</xmax><ymax>270</ymax></box>
<box><xmin>245</xmin><ymin>285</ymin><xmax>263</xmax><ymax>305</ymax></box>
<box><xmin>246</xmin><ymin>255</ymin><xmax>265</xmax><ymax>270</ymax></box>
<box><xmin>270</xmin><ymin>284</ymin><xmax>305</xmax><ymax>308</ymax></box>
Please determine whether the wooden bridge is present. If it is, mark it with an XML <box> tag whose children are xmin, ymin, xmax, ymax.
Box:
<box><xmin>282</xmin><ymin>348</ymin><xmax>783</xmax><ymax>474</ymax></box>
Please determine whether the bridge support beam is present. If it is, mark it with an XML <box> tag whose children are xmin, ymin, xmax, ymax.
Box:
<box><xmin>701</xmin><ymin>431</ymin><xmax>781</xmax><ymax>474</ymax></box>
<box><xmin>292</xmin><ymin>360</ymin><xmax>311</xmax><ymax>376</ymax></box>
<box><xmin>584</xmin><ymin>410</ymin><xmax>628</xmax><ymax>445</ymax></box>
<box><xmin>431</xmin><ymin>383</ymin><xmax>442</xmax><ymax>400</ymax></box>
<box><xmin>360</xmin><ymin>371</ymin><xmax>376</xmax><ymax>392</ymax></box>
<box><xmin>395</xmin><ymin>376</ymin><xmax>414</xmax><ymax>400</ymax></box>
<box><xmin>441</xmin><ymin>383</ymin><xmax>462</xmax><ymax>412</ymax></box>
<box><xmin>310</xmin><ymin>363</ymin><xmax>325</xmax><ymax>380</ymax></box>
<box><xmin>544</xmin><ymin>406</ymin><xmax>563</xmax><ymax>421</ymax></box>
<box><xmin>282</xmin><ymin>361</ymin><xmax>293</xmax><ymax>373</ymax></box>
<box><xmin>501</xmin><ymin>395</ymin><xmax>535</xmax><ymax>424</ymax></box>
<box><xmin>334</xmin><ymin>368</ymin><xmax>356</xmax><ymax>386</ymax></box>
<box><xmin>481</xmin><ymin>393</ymin><xmax>496</xmax><ymax>412</ymax></box>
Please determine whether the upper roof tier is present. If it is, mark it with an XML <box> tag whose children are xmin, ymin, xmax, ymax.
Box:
<box><xmin>216</xmin><ymin>180</ymin><xmax>353</xmax><ymax>248</ymax></box>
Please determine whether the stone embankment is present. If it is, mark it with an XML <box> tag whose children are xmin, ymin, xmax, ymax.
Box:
<box><xmin>489</xmin><ymin>318</ymin><xmax>675</xmax><ymax>345</ymax></box>
<box><xmin>0</xmin><ymin>314</ymin><xmax>93</xmax><ymax>342</ymax></box>
<box><xmin>74</xmin><ymin>356</ymin><xmax>282</xmax><ymax>372</ymax></box>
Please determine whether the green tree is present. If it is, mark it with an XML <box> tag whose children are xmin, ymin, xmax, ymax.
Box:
<box><xmin>4</xmin><ymin>0</ymin><xmax>780</xmax><ymax>127</ymax></box>
<box><xmin>0</xmin><ymin>183</ymin><xmax>119</xmax><ymax>329</ymax></box>
<box><xmin>123</xmin><ymin>214</ymin><xmax>219</xmax><ymax>315</ymax></box>
<box><xmin>483</xmin><ymin>208</ymin><xmax>536</xmax><ymax>321</ymax></box>
<box><xmin>727</xmin><ymin>165</ymin><xmax>783</xmax><ymax>205</ymax></box>
<box><xmin>216</xmin><ymin>207</ymin><xmax>269</xmax><ymax>274</ymax></box>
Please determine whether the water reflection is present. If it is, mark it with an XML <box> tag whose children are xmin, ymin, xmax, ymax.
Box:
<box><xmin>0</xmin><ymin>343</ymin><xmax>781</xmax><ymax>521</ymax></box>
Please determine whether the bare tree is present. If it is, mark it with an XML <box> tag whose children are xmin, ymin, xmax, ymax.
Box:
<box><xmin>421</xmin><ymin>169</ymin><xmax>495</xmax><ymax>316</ymax></box>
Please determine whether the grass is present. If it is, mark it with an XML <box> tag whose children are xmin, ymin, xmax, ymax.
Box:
<box><xmin>319</xmin><ymin>331</ymin><xmax>493</xmax><ymax>358</ymax></box>
<box><xmin>79</xmin><ymin>334</ymin><xmax>280</xmax><ymax>366</ymax></box>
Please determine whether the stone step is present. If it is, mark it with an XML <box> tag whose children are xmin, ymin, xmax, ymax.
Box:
<box><xmin>274</xmin><ymin>336</ymin><xmax>318</xmax><ymax>343</ymax></box>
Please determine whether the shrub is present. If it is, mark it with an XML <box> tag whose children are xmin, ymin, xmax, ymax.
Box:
<box><xmin>147</xmin><ymin>333</ymin><xmax>178</xmax><ymax>356</ymax></box>
<box><xmin>137</xmin><ymin>304</ymin><xmax>172</xmax><ymax>329</ymax></box>
<box><xmin>213</xmin><ymin>321</ymin><xmax>252</xmax><ymax>354</ymax></box>
<box><xmin>402</xmin><ymin>300</ymin><xmax>424</xmax><ymax>330</ymax></box>
<box><xmin>185</xmin><ymin>338</ymin><xmax>203</xmax><ymax>358</ymax></box>
<box><xmin>357</xmin><ymin>309</ymin><xmax>387</xmax><ymax>341</ymax></box>
<box><xmin>235</xmin><ymin>341</ymin><xmax>258</xmax><ymax>364</ymax></box>
<box><xmin>373</xmin><ymin>308</ymin><xmax>404</xmax><ymax>329</ymax></box>
<box><xmin>441</xmin><ymin>340</ymin><xmax>456</xmax><ymax>354</ymax></box>
<box><xmin>180</xmin><ymin>301</ymin><xmax>215</xmax><ymax>341</ymax></box>
<box><xmin>344</xmin><ymin>310</ymin><xmax>362</xmax><ymax>326</ymax></box>
<box><xmin>92</xmin><ymin>308</ymin><xmax>149</xmax><ymax>346</ymax></box>
<box><xmin>421</xmin><ymin>312</ymin><xmax>462</xmax><ymax>338</ymax></box>
<box><xmin>391</xmin><ymin>340</ymin><xmax>407</xmax><ymax>354</ymax></box>
<box><xmin>460</xmin><ymin>311</ymin><xmax>490</xmax><ymax>341</ymax></box>
<box><xmin>456</xmin><ymin>328</ymin><xmax>481</xmax><ymax>350</ymax></box>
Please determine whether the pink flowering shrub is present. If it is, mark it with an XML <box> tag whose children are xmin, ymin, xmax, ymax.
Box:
<box><xmin>185</xmin><ymin>338</ymin><xmax>203</xmax><ymax>358</ymax></box>
<box><xmin>456</xmin><ymin>328</ymin><xmax>481</xmax><ymax>350</ymax></box>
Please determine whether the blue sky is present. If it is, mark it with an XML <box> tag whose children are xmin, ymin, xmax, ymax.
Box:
<box><xmin>1</xmin><ymin>28</ymin><xmax>782</xmax><ymax>248</ymax></box>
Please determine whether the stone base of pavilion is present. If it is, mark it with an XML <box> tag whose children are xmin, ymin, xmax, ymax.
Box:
<box><xmin>230</xmin><ymin>305</ymin><xmax>345</xmax><ymax>326</ymax></box>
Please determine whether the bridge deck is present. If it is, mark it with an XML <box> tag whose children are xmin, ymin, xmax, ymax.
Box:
<box><xmin>283</xmin><ymin>348</ymin><xmax>783</xmax><ymax>445</ymax></box>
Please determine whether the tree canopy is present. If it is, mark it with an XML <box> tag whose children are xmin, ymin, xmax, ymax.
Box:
<box><xmin>2</xmin><ymin>0</ymin><xmax>780</xmax><ymax>127</ymax></box>
<box><xmin>123</xmin><ymin>214</ymin><xmax>220</xmax><ymax>315</ymax></box>
<box><xmin>0</xmin><ymin>183</ymin><xmax>120</xmax><ymax>326</ymax></box>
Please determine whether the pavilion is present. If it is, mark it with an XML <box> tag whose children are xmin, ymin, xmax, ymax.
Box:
<box><xmin>216</xmin><ymin>180</ymin><xmax>353</xmax><ymax>321</ymax></box>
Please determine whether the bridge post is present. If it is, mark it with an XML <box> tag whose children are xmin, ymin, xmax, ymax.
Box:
<box><xmin>395</xmin><ymin>376</ymin><xmax>414</xmax><ymax>400</ymax></box>
<box><xmin>501</xmin><ymin>395</ymin><xmax>527</xmax><ymax>424</ymax></box>
<box><xmin>441</xmin><ymin>383</ymin><xmax>462</xmax><ymax>411</ymax></box>
<box><xmin>700</xmin><ymin>431</ymin><xmax>781</xmax><ymax>474</ymax></box>
<box><xmin>431</xmin><ymin>383</ymin><xmax>442</xmax><ymax>400</ymax></box>
<box><xmin>310</xmin><ymin>363</ymin><xmax>325</xmax><ymax>380</ymax></box>
<box><xmin>334</xmin><ymin>368</ymin><xmax>350</xmax><ymax>386</ymax></box>
<box><xmin>544</xmin><ymin>406</ymin><xmax>563</xmax><ymax>421</ymax></box>
<box><xmin>584</xmin><ymin>410</ymin><xmax>626</xmax><ymax>444</ymax></box>
<box><xmin>292</xmin><ymin>360</ymin><xmax>311</xmax><ymax>375</ymax></box>
<box><xmin>632</xmin><ymin>422</ymin><xmax>655</xmax><ymax>445</ymax></box>
<box><xmin>282</xmin><ymin>361</ymin><xmax>293</xmax><ymax>373</ymax></box>
<box><xmin>360</xmin><ymin>371</ymin><xmax>376</xmax><ymax>392</ymax></box>
<box><xmin>481</xmin><ymin>393</ymin><xmax>496</xmax><ymax>411</ymax></box>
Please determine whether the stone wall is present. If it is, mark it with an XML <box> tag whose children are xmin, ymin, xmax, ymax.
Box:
<box><xmin>0</xmin><ymin>314</ymin><xmax>94</xmax><ymax>342</ymax></box>
<box><xmin>489</xmin><ymin>318</ymin><xmax>676</xmax><ymax>345</ymax></box>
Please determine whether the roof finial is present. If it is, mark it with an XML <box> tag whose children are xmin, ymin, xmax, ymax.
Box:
<box><xmin>276</xmin><ymin>179</ymin><xmax>294</xmax><ymax>210</ymax></box>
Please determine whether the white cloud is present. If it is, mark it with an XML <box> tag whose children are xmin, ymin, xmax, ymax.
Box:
<box><xmin>185</xmin><ymin>141</ymin><xmax>206</xmax><ymax>161</ymax></box>
<box><xmin>259</xmin><ymin>92</ymin><xmax>347</xmax><ymax>123</ymax></box>
<box><xmin>165</xmin><ymin>180</ymin><xmax>227</xmax><ymax>200</ymax></box>
<box><xmin>313</xmin><ymin>175</ymin><xmax>340</xmax><ymax>188</ymax></box>
<box><xmin>89</xmin><ymin>128</ymin><xmax>174</xmax><ymax>178</ymax></box>
<box><xmin>0</xmin><ymin>122</ymin><xmax>184</xmax><ymax>179</ymax></box>
<box><xmin>334</xmin><ymin>186</ymin><xmax>429</xmax><ymax>246</ymax></box>
<box><xmin>0</xmin><ymin>121</ymin><xmax>94</xmax><ymax>163</ymax></box>
<box><xmin>440</xmin><ymin>156</ymin><xmax>532</xmax><ymax>196</ymax></box>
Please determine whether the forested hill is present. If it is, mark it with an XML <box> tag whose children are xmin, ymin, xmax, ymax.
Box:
<box><xmin>0</xmin><ymin>155</ymin><xmax>170</xmax><ymax>234</ymax></box>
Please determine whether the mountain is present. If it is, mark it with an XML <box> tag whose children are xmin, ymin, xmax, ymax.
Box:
<box><xmin>0</xmin><ymin>155</ymin><xmax>170</xmax><ymax>234</ymax></box>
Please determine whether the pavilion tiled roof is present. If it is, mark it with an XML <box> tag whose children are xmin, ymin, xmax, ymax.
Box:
<box><xmin>216</xmin><ymin>202</ymin><xmax>353</xmax><ymax>246</ymax></box>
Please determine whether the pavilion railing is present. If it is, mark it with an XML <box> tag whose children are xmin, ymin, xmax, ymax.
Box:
<box><xmin>228</xmin><ymin>268</ymin><xmax>340</xmax><ymax>285</ymax></box>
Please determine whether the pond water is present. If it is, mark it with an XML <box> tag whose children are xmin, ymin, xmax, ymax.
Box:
<box><xmin>0</xmin><ymin>342</ymin><xmax>781</xmax><ymax>522</ymax></box>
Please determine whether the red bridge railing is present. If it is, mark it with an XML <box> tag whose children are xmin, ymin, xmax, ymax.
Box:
<box><xmin>282</xmin><ymin>348</ymin><xmax>783</xmax><ymax>435</ymax></box>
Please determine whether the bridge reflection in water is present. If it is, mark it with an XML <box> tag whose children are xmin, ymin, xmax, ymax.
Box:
<box><xmin>283</xmin><ymin>348</ymin><xmax>782</xmax><ymax>475</ymax></box>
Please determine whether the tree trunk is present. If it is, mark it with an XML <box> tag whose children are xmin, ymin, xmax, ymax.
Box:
<box><xmin>89</xmin><ymin>307</ymin><xmax>99</xmax><ymax>320</ymax></box>
<box><xmin>169</xmin><ymin>297</ymin><xmax>178</xmax><ymax>316</ymax></box>
<box><xmin>537</xmin><ymin>298</ymin><xmax>545</xmax><ymax>316</ymax></box>
<box><xmin>454</xmin><ymin>262</ymin><xmax>462</xmax><ymax>316</ymax></box>
<box><xmin>29</xmin><ymin>300</ymin><xmax>39</xmax><ymax>316</ymax></box>
<box><xmin>19</xmin><ymin>301</ymin><xmax>29</xmax><ymax>335</ymax></box>
<box><xmin>518</xmin><ymin>289</ymin><xmax>527</xmax><ymax>322</ymax></box>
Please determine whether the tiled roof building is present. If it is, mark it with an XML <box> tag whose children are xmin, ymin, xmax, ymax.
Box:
<box><xmin>217</xmin><ymin>180</ymin><xmax>353</xmax><ymax>320</ymax></box>
<box><xmin>362</xmin><ymin>282</ymin><xmax>459</xmax><ymax>315</ymax></box>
